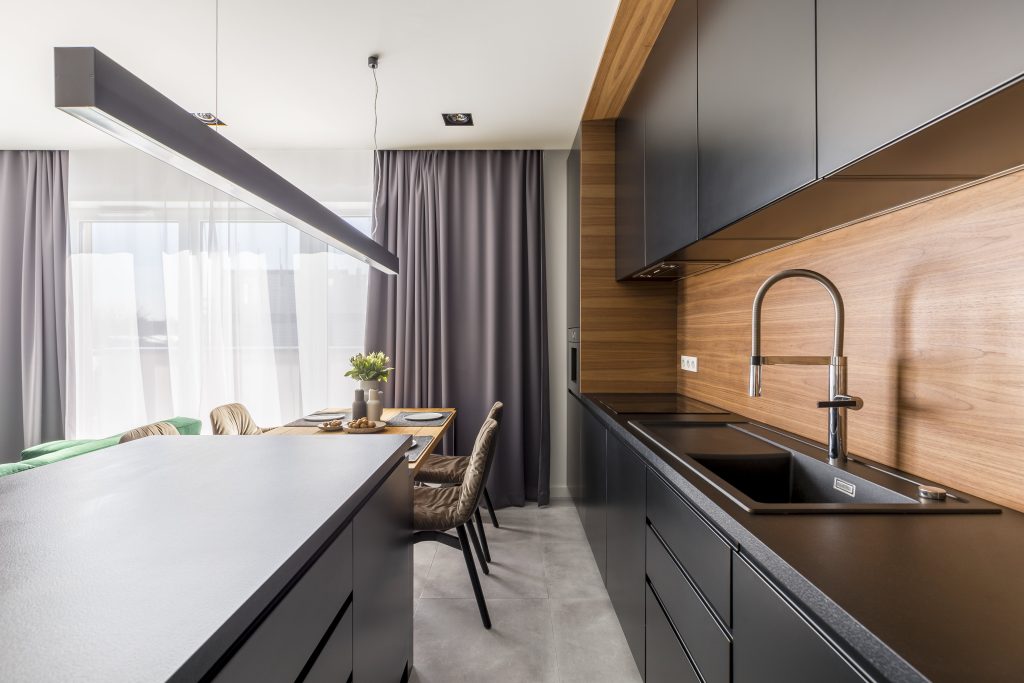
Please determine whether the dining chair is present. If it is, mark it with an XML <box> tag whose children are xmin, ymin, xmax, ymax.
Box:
<box><xmin>413</xmin><ymin>415</ymin><xmax>501</xmax><ymax>629</ymax></box>
<box><xmin>414</xmin><ymin>402</ymin><xmax>503</xmax><ymax>562</ymax></box>
<box><xmin>119</xmin><ymin>421</ymin><xmax>180</xmax><ymax>444</ymax></box>
<box><xmin>209</xmin><ymin>403</ymin><xmax>268</xmax><ymax>435</ymax></box>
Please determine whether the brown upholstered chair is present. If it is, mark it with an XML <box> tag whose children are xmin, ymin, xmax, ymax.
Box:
<box><xmin>415</xmin><ymin>402</ymin><xmax>503</xmax><ymax>560</ymax></box>
<box><xmin>209</xmin><ymin>403</ymin><xmax>267</xmax><ymax>435</ymax></box>
<box><xmin>413</xmin><ymin>415</ymin><xmax>502</xmax><ymax>629</ymax></box>
<box><xmin>119</xmin><ymin>421</ymin><xmax>179</xmax><ymax>444</ymax></box>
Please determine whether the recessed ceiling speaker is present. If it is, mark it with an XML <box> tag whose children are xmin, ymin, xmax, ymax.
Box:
<box><xmin>442</xmin><ymin>113</ymin><xmax>474</xmax><ymax>126</ymax></box>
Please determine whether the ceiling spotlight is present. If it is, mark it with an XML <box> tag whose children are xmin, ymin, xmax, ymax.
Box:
<box><xmin>191</xmin><ymin>112</ymin><xmax>226</xmax><ymax>126</ymax></box>
<box><xmin>442</xmin><ymin>113</ymin><xmax>474</xmax><ymax>126</ymax></box>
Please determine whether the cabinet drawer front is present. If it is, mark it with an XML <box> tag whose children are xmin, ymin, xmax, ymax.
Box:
<box><xmin>647</xmin><ymin>526</ymin><xmax>730</xmax><ymax>683</ymax></box>
<box><xmin>215</xmin><ymin>525</ymin><xmax>353</xmax><ymax>681</ymax></box>
<box><xmin>304</xmin><ymin>600</ymin><xmax>353</xmax><ymax>683</ymax></box>
<box><xmin>646</xmin><ymin>469</ymin><xmax>732</xmax><ymax>623</ymax></box>
<box><xmin>645</xmin><ymin>583</ymin><xmax>701</xmax><ymax>683</ymax></box>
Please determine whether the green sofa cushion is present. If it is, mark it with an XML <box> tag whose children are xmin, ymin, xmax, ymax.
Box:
<box><xmin>5</xmin><ymin>416</ymin><xmax>204</xmax><ymax>478</ymax></box>
<box><xmin>20</xmin><ymin>439</ymin><xmax>93</xmax><ymax>461</ymax></box>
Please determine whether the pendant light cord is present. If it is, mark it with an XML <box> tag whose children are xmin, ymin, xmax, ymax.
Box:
<box><xmin>214</xmin><ymin>0</ymin><xmax>219</xmax><ymax>133</ymax></box>
<box><xmin>371</xmin><ymin>58</ymin><xmax>381</xmax><ymax>239</ymax></box>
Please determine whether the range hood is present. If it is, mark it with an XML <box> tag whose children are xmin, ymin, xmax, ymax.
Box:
<box><xmin>636</xmin><ymin>75</ymin><xmax>1024</xmax><ymax>280</ymax></box>
<box><xmin>54</xmin><ymin>47</ymin><xmax>399</xmax><ymax>275</ymax></box>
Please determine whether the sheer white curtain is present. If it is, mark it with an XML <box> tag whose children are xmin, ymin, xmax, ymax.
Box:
<box><xmin>68</xmin><ymin>149</ymin><xmax>369</xmax><ymax>437</ymax></box>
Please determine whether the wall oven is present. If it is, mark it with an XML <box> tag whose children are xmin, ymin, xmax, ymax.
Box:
<box><xmin>567</xmin><ymin>327</ymin><xmax>580</xmax><ymax>395</ymax></box>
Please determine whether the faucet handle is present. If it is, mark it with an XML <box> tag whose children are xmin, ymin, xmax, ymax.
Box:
<box><xmin>817</xmin><ymin>395</ymin><xmax>863</xmax><ymax>410</ymax></box>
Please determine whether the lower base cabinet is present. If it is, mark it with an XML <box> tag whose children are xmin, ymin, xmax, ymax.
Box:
<box><xmin>645</xmin><ymin>583</ymin><xmax>701</xmax><ymax>683</ymax></box>
<box><xmin>732</xmin><ymin>553</ymin><xmax>867</xmax><ymax>683</ymax></box>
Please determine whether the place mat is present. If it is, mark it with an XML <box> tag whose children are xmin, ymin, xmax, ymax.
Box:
<box><xmin>284</xmin><ymin>413</ymin><xmax>347</xmax><ymax>428</ymax></box>
<box><xmin>405</xmin><ymin>435</ymin><xmax>434</xmax><ymax>461</ymax></box>
<box><xmin>387</xmin><ymin>411</ymin><xmax>453</xmax><ymax>427</ymax></box>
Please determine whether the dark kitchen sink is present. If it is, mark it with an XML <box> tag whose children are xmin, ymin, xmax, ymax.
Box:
<box><xmin>629</xmin><ymin>420</ymin><xmax>1000</xmax><ymax>514</ymax></box>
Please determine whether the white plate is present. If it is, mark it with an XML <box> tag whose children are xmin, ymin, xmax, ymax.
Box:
<box><xmin>306</xmin><ymin>412</ymin><xmax>346</xmax><ymax>422</ymax></box>
<box><xmin>405</xmin><ymin>412</ymin><xmax>445</xmax><ymax>422</ymax></box>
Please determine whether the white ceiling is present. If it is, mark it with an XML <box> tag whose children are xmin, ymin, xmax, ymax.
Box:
<box><xmin>0</xmin><ymin>0</ymin><xmax>619</xmax><ymax>150</ymax></box>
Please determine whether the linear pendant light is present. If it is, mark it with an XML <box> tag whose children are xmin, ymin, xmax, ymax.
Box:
<box><xmin>54</xmin><ymin>47</ymin><xmax>399</xmax><ymax>275</ymax></box>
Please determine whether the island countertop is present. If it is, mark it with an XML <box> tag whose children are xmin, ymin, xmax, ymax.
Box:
<box><xmin>0</xmin><ymin>434</ymin><xmax>411</xmax><ymax>682</ymax></box>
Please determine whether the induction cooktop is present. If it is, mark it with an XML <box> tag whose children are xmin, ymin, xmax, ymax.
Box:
<box><xmin>594</xmin><ymin>394</ymin><xmax>729</xmax><ymax>415</ymax></box>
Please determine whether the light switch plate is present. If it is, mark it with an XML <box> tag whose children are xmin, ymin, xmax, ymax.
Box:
<box><xmin>681</xmin><ymin>355</ymin><xmax>698</xmax><ymax>372</ymax></box>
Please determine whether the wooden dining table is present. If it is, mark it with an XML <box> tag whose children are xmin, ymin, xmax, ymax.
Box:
<box><xmin>265</xmin><ymin>407</ymin><xmax>456</xmax><ymax>473</ymax></box>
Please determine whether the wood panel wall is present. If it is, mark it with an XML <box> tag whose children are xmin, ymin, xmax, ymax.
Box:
<box><xmin>676</xmin><ymin>169</ymin><xmax>1024</xmax><ymax>511</ymax></box>
<box><xmin>579</xmin><ymin>120</ymin><xmax>678</xmax><ymax>393</ymax></box>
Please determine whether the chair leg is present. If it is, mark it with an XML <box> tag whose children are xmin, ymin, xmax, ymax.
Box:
<box><xmin>465</xmin><ymin>518</ymin><xmax>489</xmax><ymax>575</ymax></box>
<box><xmin>474</xmin><ymin>508</ymin><xmax>492</xmax><ymax>563</ymax></box>
<box><xmin>456</xmin><ymin>524</ymin><xmax>491</xmax><ymax>629</ymax></box>
<box><xmin>483</xmin><ymin>487</ymin><xmax>500</xmax><ymax>528</ymax></box>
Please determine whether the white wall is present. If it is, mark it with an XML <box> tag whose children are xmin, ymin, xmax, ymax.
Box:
<box><xmin>544</xmin><ymin>150</ymin><xmax>569</xmax><ymax>500</ymax></box>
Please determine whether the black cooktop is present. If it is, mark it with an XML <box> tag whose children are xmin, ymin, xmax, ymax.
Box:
<box><xmin>594</xmin><ymin>393</ymin><xmax>729</xmax><ymax>415</ymax></box>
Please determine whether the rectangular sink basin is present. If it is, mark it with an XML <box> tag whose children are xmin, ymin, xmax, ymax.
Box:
<box><xmin>630</xmin><ymin>421</ymin><xmax>1000</xmax><ymax>514</ymax></box>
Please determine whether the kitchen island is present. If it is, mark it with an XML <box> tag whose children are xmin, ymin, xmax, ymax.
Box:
<box><xmin>0</xmin><ymin>434</ymin><xmax>413</xmax><ymax>682</ymax></box>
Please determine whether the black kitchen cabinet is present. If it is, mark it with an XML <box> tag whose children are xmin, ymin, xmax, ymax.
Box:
<box><xmin>817</xmin><ymin>0</ymin><xmax>1024</xmax><ymax>177</ymax></box>
<box><xmin>732</xmin><ymin>553</ymin><xmax>867</xmax><ymax>683</ymax></box>
<box><xmin>604</xmin><ymin>434</ymin><xmax>646</xmax><ymax>675</ymax></box>
<box><xmin>567</xmin><ymin>391</ymin><xmax>582</xmax><ymax>505</ymax></box>
<box><xmin>567</xmin><ymin>127</ymin><xmax>581</xmax><ymax>327</ymax></box>
<box><xmin>581</xmin><ymin>405</ymin><xmax>607</xmax><ymax>580</ymax></box>
<box><xmin>645</xmin><ymin>583</ymin><xmax>702</xmax><ymax>683</ymax></box>
<box><xmin>353</xmin><ymin>461</ymin><xmax>413</xmax><ymax>682</ymax></box>
<box><xmin>641</xmin><ymin>0</ymin><xmax>698</xmax><ymax>264</ymax></box>
<box><xmin>615</xmin><ymin>85</ymin><xmax>646</xmax><ymax>280</ymax></box>
<box><xmin>614</xmin><ymin>0</ymin><xmax>698</xmax><ymax>279</ymax></box>
<box><xmin>697</xmin><ymin>0</ymin><xmax>816</xmax><ymax>236</ymax></box>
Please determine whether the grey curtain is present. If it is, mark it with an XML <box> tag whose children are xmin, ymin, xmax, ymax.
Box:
<box><xmin>0</xmin><ymin>151</ymin><xmax>69</xmax><ymax>460</ymax></box>
<box><xmin>366</xmin><ymin>150</ymin><xmax>550</xmax><ymax>507</ymax></box>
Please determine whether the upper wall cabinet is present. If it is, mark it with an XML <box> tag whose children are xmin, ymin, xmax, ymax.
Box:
<box><xmin>697</xmin><ymin>0</ymin><xmax>816</xmax><ymax>237</ymax></box>
<box><xmin>817</xmin><ymin>0</ymin><xmax>1024</xmax><ymax>177</ymax></box>
<box><xmin>615</xmin><ymin>0</ymin><xmax>698</xmax><ymax>280</ymax></box>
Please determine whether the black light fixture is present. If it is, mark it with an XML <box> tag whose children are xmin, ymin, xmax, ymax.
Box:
<box><xmin>191</xmin><ymin>112</ymin><xmax>227</xmax><ymax>126</ymax></box>
<box><xmin>442</xmin><ymin>113</ymin><xmax>474</xmax><ymax>126</ymax></box>
<box><xmin>54</xmin><ymin>47</ymin><xmax>399</xmax><ymax>275</ymax></box>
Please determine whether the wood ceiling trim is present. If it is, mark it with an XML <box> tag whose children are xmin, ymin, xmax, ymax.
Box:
<box><xmin>583</xmin><ymin>0</ymin><xmax>676</xmax><ymax>121</ymax></box>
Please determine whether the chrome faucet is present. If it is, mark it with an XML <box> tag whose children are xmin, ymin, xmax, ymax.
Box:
<box><xmin>749</xmin><ymin>269</ymin><xmax>862</xmax><ymax>465</ymax></box>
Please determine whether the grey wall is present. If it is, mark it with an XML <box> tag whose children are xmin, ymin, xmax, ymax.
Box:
<box><xmin>544</xmin><ymin>150</ymin><xmax>569</xmax><ymax>499</ymax></box>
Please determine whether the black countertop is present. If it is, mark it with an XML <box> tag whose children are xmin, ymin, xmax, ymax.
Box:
<box><xmin>0</xmin><ymin>434</ymin><xmax>410</xmax><ymax>682</ymax></box>
<box><xmin>581</xmin><ymin>392</ymin><xmax>1024</xmax><ymax>683</ymax></box>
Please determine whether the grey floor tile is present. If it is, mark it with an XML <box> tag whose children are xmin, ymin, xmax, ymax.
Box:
<box><xmin>414</xmin><ymin>540</ymin><xmax>438</xmax><ymax>599</ymax></box>
<box><xmin>543</xmin><ymin>541</ymin><xmax>607</xmax><ymax>599</ymax></box>
<box><xmin>421</xmin><ymin>536</ymin><xmax>547</xmax><ymax>599</ymax></box>
<box><xmin>412</xmin><ymin>598</ymin><xmax>559</xmax><ymax>683</ymax></box>
<box><xmin>549</xmin><ymin>598</ymin><xmax>643</xmax><ymax>683</ymax></box>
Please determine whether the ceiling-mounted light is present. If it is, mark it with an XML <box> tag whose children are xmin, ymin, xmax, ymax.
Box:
<box><xmin>54</xmin><ymin>47</ymin><xmax>399</xmax><ymax>275</ymax></box>
<box><xmin>442</xmin><ymin>113</ymin><xmax>474</xmax><ymax>126</ymax></box>
<box><xmin>191</xmin><ymin>112</ymin><xmax>227</xmax><ymax>126</ymax></box>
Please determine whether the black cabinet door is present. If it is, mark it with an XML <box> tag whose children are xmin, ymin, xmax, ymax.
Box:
<box><xmin>567</xmin><ymin>127</ymin><xmax>581</xmax><ymax>327</ymax></box>
<box><xmin>615</xmin><ymin>87</ymin><xmax>646</xmax><ymax>280</ymax></box>
<box><xmin>697</xmin><ymin>0</ymin><xmax>816</xmax><ymax>236</ymax></box>
<box><xmin>733</xmin><ymin>554</ymin><xmax>866</xmax><ymax>683</ymax></box>
<box><xmin>817</xmin><ymin>0</ymin><xmax>1024</xmax><ymax>176</ymax></box>
<box><xmin>567</xmin><ymin>391</ymin><xmax>582</xmax><ymax>505</ymax></box>
<box><xmin>646</xmin><ymin>583</ymin><xmax>701</xmax><ymax>683</ymax></box>
<box><xmin>581</xmin><ymin>406</ymin><xmax>607</xmax><ymax>580</ymax></box>
<box><xmin>642</xmin><ymin>0</ymin><xmax>698</xmax><ymax>264</ymax></box>
<box><xmin>353</xmin><ymin>462</ymin><xmax>413</xmax><ymax>682</ymax></box>
<box><xmin>605</xmin><ymin>436</ymin><xmax>646</xmax><ymax>675</ymax></box>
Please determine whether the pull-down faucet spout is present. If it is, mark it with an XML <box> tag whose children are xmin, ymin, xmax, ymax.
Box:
<box><xmin>749</xmin><ymin>269</ymin><xmax>861</xmax><ymax>464</ymax></box>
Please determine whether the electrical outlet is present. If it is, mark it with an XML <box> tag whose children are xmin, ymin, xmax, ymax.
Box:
<box><xmin>680</xmin><ymin>355</ymin><xmax>698</xmax><ymax>372</ymax></box>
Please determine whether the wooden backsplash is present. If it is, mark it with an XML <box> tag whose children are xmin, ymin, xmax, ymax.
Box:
<box><xmin>676</xmin><ymin>169</ymin><xmax>1024</xmax><ymax>512</ymax></box>
<box><xmin>579</xmin><ymin>120</ymin><xmax>678</xmax><ymax>393</ymax></box>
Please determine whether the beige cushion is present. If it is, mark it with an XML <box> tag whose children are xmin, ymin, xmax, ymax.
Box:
<box><xmin>416</xmin><ymin>454</ymin><xmax>468</xmax><ymax>485</ymax></box>
<box><xmin>413</xmin><ymin>485</ymin><xmax>461</xmax><ymax>530</ymax></box>
<box><xmin>210</xmin><ymin>403</ymin><xmax>263</xmax><ymax>435</ymax></box>
<box><xmin>119</xmin><ymin>421</ymin><xmax>179</xmax><ymax>444</ymax></box>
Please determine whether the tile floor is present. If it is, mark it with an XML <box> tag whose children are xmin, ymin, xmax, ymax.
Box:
<box><xmin>409</xmin><ymin>499</ymin><xmax>643</xmax><ymax>683</ymax></box>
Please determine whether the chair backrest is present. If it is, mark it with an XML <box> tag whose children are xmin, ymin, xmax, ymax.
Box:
<box><xmin>480</xmin><ymin>401</ymin><xmax>503</xmax><ymax>481</ymax></box>
<box><xmin>210</xmin><ymin>403</ymin><xmax>262</xmax><ymax>435</ymax></box>
<box><xmin>119</xmin><ymin>421</ymin><xmax>179</xmax><ymax>444</ymax></box>
<box><xmin>454</xmin><ymin>415</ymin><xmax>502</xmax><ymax>525</ymax></box>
